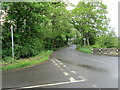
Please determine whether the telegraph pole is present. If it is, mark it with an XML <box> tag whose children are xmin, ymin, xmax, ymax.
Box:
<box><xmin>11</xmin><ymin>24</ymin><xmax>14</xmax><ymax>59</ymax></box>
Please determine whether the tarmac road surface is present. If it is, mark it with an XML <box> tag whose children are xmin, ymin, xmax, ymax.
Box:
<box><xmin>2</xmin><ymin>45</ymin><xmax>118</xmax><ymax>89</ymax></box>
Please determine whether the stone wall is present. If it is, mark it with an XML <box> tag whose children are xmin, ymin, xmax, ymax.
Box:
<box><xmin>92</xmin><ymin>48</ymin><xmax>120</xmax><ymax>56</ymax></box>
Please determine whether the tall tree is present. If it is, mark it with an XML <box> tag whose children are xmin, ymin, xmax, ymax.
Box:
<box><xmin>71</xmin><ymin>2</ymin><xmax>110</xmax><ymax>46</ymax></box>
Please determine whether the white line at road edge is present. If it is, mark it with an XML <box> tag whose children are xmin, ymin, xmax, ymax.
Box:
<box><xmin>19</xmin><ymin>80</ymin><xmax>85</xmax><ymax>89</ymax></box>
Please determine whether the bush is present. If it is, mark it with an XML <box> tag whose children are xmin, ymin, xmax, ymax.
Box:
<box><xmin>92</xmin><ymin>44</ymin><xmax>100</xmax><ymax>48</ymax></box>
<box><xmin>3</xmin><ymin>57</ymin><xmax>16</xmax><ymax>63</ymax></box>
<box><xmin>77</xmin><ymin>45</ymin><xmax>93</xmax><ymax>53</ymax></box>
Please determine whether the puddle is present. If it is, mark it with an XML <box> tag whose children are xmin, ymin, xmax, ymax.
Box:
<box><xmin>56</xmin><ymin>58</ymin><xmax>109</xmax><ymax>73</ymax></box>
<box><xmin>77</xmin><ymin>64</ymin><xmax>109</xmax><ymax>73</ymax></box>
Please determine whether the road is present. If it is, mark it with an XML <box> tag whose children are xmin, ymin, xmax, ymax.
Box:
<box><xmin>2</xmin><ymin>45</ymin><xmax>118</xmax><ymax>89</ymax></box>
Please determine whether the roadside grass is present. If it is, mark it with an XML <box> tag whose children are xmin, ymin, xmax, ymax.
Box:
<box><xmin>2</xmin><ymin>50</ymin><xmax>53</xmax><ymax>71</ymax></box>
<box><xmin>77</xmin><ymin>45</ymin><xmax>93</xmax><ymax>53</ymax></box>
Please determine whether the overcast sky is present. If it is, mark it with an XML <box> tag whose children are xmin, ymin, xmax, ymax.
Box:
<box><xmin>66</xmin><ymin>0</ymin><xmax>119</xmax><ymax>36</ymax></box>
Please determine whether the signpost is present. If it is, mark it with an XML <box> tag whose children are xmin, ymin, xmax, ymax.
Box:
<box><xmin>83</xmin><ymin>38</ymin><xmax>86</xmax><ymax>47</ymax></box>
<box><xmin>11</xmin><ymin>24</ymin><xmax>14</xmax><ymax>59</ymax></box>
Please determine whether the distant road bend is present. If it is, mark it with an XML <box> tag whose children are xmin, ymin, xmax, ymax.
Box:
<box><xmin>3</xmin><ymin>45</ymin><xmax>118</xmax><ymax>89</ymax></box>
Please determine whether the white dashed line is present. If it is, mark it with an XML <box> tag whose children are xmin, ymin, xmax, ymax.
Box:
<box><xmin>55</xmin><ymin>64</ymin><xmax>58</xmax><ymax>66</ymax></box>
<box><xmin>52</xmin><ymin>60</ymin><xmax>56</xmax><ymax>64</ymax></box>
<box><xmin>92</xmin><ymin>84</ymin><xmax>97</xmax><ymax>88</ymax></box>
<box><xmin>78</xmin><ymin>76</ymin><xmax>87</xmax><ymax>81</ymax></box>
<box><xmin>69</xmin><ymin>77</ymin><xmax>76</xmax><ymax>82</ymax></box>
<box><xmin>51</xmin><ymin>59</ymin><xmax>54</xmax><ymax>61</ymax></box>
<box><xmin>63</xmin><ymin>72</ymin><xmax>69</xmax><ymax>76</ymax></box>
<box><xmin>60</xmin><ymin>63</ymin><xmax>63</xmax><ymax>65</ymax></box>
<box><xmin>55</xmin><ymin>59</ymin><xmax>60</xmax><ymax>62</ymax></box>
<box><xmin>63</xmin><ymin>65</ymin><xmax>66</xmax><ymax>67</ymax></box>
<box><xmin>78</xmin><ymin>76</ymin><xmax>83</xmax><ymax>78</ymax></box>
<box><xmin>53</xmin><ymin>59</ymin><xmax>87</xmax><ymax>84</ymax></box>
<box><xmin>71</xmin><ymin>71</ymin><xmax>76</xmax><ymax>74</ymax></box>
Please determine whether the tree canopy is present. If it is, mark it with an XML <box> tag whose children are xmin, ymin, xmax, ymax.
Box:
<box><xmin>2</xmin><ymin>1</ymin><xmax>118</xmax><ymax>60</ymax></box>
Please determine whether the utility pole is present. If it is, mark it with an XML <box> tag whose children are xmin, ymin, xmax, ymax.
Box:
<box><xmin>11</xmin><ymin>24</ymin><xmax>14</xmax><ymax>59</ymax></box>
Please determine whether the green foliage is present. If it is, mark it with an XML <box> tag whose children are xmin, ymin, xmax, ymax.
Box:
<box><xmin>2</xmin><ymin>50</ymin><xmax>53</xmax><ymax>71</ymax></box>
<box><xmin>71</xmin><ymin>2</ymin><xmax>110</xmax><ymax>46</ymax></box>
<box><xmin>2</xmin><ymin>2</ymin><xmax>74</xmax><ymax>60</ymax></box>
<box><xmin>118</xmin><ymin>37</ymin><xmax>120</xmax><ymax>48</ymax></box>
<box><xmin>2</xmin><ymin>1</ymin><xmax>118</xmax><ymax>65</ymax></box>
<box><xmin>95</xmin><ymin>30</ymin><xmax>118</xmax><ymax>48</ymax></box>
<box><xmin>77</xmin><ymin>45</ymin><xmax>92</xmax><ymax>53</ymax></box>
<box><xmin>2</xmin><ymin>56</ymin><xmax>49</xmax><ymax>71</ymax></box>
<box><xmin>3</xmin><ymin>57</ymin><xmax>16</xmax><ymax>63</ymax></box>
<box><xmin>92</xmin><ymin>44</ymin><xmax>100</xmax><ymax>48</ymax></box>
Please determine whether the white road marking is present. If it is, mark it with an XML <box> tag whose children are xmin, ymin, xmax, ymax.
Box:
<box><xmin>85</xmin><ymin>57</ymin><xmax>112</xmax><ymax>65</ymax></box>
<box><xmin>63</xmin><ymin>65</ymin><xmax>66</xmax><ymax>67</ymax></box>
<box><xmin>60</xmin><ymin>63</ymin><xmax>63</xmax><ymax>65</ymax></box>
<box><xmin>52</xmin><ymin>60</ymin><xmax>56</xmax><ymax>64</ymax></box>
<box><xmin>55</xmin><ymin>64</ymin><xmax>58</xmax><ymax>66</ymax></box>
<box><xmin>71</xmin><ymin>71</ymin><xmax>76</xmax><ymax>74</ymax></box>
<box><xmin>19</xmin><ymin>80</ymin><xmax>85</xmax><ymax>89</ymax></box>
<box><xmin>54</xmin><ymin>59</ymin><xmax>61</xmax><ymax>64</ymax></box>
<box><xmin>51</xmin><ymin>59</ymin><xmax>54</xmax><ymax>62</ymax></box>
<box><xmin>78</xmin><ymin>76</ymin><xmax>87</xmax><ymax>81</ymax></box>
<box><xmin>69</xmin><ymin>77</ymin><xmax>76</xmax><ymax>82</ymax></box>
<box><xmin>55</xmin><ymin>59</ymin><xmax>60</xmax><ymax>62</ymax></box>
<box><xmin>63</xmin><ymin>72</ymin><xmax>69</xmax><ymax>76</ymax></box>
<box><xmin>92</xmin><ymin>84</ymin><xmax>97</xmax><ymax>88</ymax></box>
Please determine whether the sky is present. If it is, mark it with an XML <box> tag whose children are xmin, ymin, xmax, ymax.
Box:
<box><xmin>66</xmin><ymin>0</ymin><xmax>119</xmax><ymax>36</ymax></box>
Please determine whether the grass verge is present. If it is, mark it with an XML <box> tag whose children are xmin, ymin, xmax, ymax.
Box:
<box><xmin>77</xmin><ymin>45</ymin><xmax>92</xmax><ymax>53</ymax></box>
<box><xmin>2</xmin><ymin>50</ymin><xmax>53</xmax><ymax>71</ymax></box>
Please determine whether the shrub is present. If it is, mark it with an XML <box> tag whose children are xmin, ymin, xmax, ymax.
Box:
<box><xmin>3</xmin><ymin>57</ymin><xmax>16</xmax><ymax>63</ymax></box>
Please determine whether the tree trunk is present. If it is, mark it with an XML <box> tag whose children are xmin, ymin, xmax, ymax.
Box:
<box><xmin>87</xmin><ymin>37</ymin><xmax>90</xmax><ymax>46</ymax></box>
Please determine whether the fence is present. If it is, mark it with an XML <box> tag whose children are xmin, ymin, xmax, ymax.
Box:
<box><xmin>92</xmin><ymin>48</ymin><xmax>120</xmax><ymax>56</ymax></box>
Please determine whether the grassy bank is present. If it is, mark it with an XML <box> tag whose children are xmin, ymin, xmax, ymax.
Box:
<box><xmin>2</xmin><ymin>50</ymin><xmax>53</xmax><ymax>71</ymax></box>
<box><xmin>77</xmin><ymin>45</ymin><xmax>93</xmax><ymax>53</ymax></box>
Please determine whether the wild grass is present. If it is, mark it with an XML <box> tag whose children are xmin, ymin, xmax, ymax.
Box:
<box><xmin>2</xmin><ymin>50</ymin><xmax>53</xmax><ymax>71</ymax></box>
<box><xmin>77</xmin><ymin>45</ymin><xmax>93</xmax><ymax>53</ymax></box>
